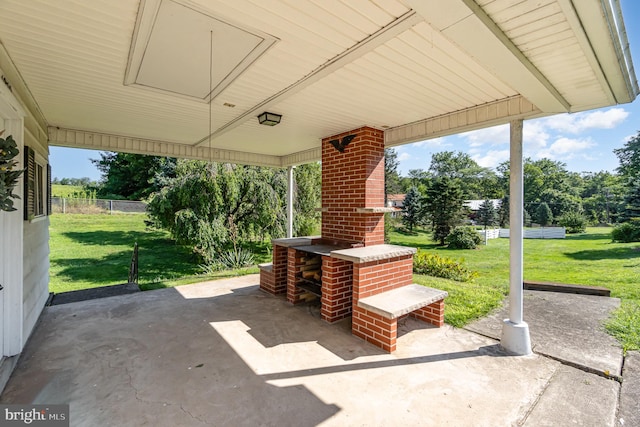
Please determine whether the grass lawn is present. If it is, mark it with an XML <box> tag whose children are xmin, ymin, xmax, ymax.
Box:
<box><xmin>389</xmin><ymin>227</ymin><xmax>640</xmax><ymax>352</ymax></box>
<box><xmin>51</xmin><ymin>184</ymin><xmax>85</xmax><ymax>197</ymax></box>
<box><xmin>49</xmin><ymin>214</ymin><xmax>638</xmax><ymax>351</ymax></box>
<box><xmin>49</xmin><ymin>213</ymin><xmax>267</xmax><ymax>293</ymax></box>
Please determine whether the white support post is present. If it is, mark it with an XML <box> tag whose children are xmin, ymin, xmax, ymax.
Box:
<box><xmin>286</xmin><ymin>166</ymin><xmax>294</xmax><ymax>238</ymax></box>
<box><xmin>501</xmin><ymin>119</ymin><xmax>532</xmax><ymax>356</ymax></box>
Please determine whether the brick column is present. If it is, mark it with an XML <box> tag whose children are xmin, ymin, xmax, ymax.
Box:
<box><xmin>321</xmin><ymin>127</ymin><xmax>385</xmax><ymax>246</ymax></box>
<box><xmin>272</xmin><ymin>244</ymin><xmax>288</xmax><ymax>294</ymax></box>
<box><xmin>320</xmin><ymin>256</ymin><xmax>353</xmax><ymax>323</ymax></box>
<box><xmin>259</xmin><ymin>243</ymin><xmax>289</xmax><ymax>295</ymax></box>
<box><xmin>286</xmin><ymin>247</ymin><xmax>305</xmax><ymax>304</ymax></box>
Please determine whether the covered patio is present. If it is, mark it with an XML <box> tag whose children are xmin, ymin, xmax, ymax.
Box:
<box><xmin>0</xmin><ymin>275</ymin><xmax>625</xmax><ymax>426</ymax></box>
<box><xmin>0</xmin><ymin>0</ymin><xmax>638</xmax><ymax>422</ymax></box>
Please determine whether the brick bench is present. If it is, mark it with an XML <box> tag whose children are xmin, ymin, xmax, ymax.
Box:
<box><xmin>355</xmin><ymin>284</ymin><xmax>447</xmax><ymax>352</ymax></box>
<box><xmin>258</xmin><ymin>263</ymin><xmax>276</xmax><ymax>294</ymax></box>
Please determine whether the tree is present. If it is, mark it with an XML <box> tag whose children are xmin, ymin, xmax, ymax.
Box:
<box><xmin>429</xmin><ymin>151</ymin><xmax>500</xmax><ymax>199</ymax></box>
<box><xmin>147</xmin><ymin>160</ymin><xmax>322</xmax><ymax>265</ymax></box>
<box><xmin>538</xmin><ymin>188</ymin><xmax>582</xmax><ymax>218</ymax></box>
<box><xmin>384</xmin><ymin>148</ymin><xmax>403</xmax><ymax>200</ymax></box>
<box><xmin>524</xmin><ymin>208</ymin><xmax>532</xmax><ymax>227</ymax></box>
<box><xmin>425</xmin><ymin>177</ymin><xmax>466</xmax><ymax>245</ymax></box>
<box><xmin>91</xmin><ymin>152</ymin><xmax>176</xmax><ymax>200</ymax></box>
<box><xmin>497</xmin><ymin>158</ymin><xmax>579</xmax><ymax>205</ymax></box>
<box><xmin>477</xmin><ymin>199</ymin><xmax>498</xmax><ymax>229</ymax></box>
<box><xmin>294</xmin><ymin>163</ymin><xmax>321</xmax><ymax>236</ymax></box>
<box><xmin>92</xmin><ymin>152</ymin><xmax>174</xmax><ymax>200</ymax></box>
<box><xmin>402</xmin><ymin>186</ymin><xmax>424</xmax><ymax>231</ymax></box>
<box><xmin>619</xmin><ymin>178</ymin><xmax>640</xmax><ymax>222</ymax></box>
<box><xmin>498</xmin><ymin>195</ymin><xmax>509</xmax><ymax>227</ymax></box>
<box><xmin>614</xmin><ymin>132</ymin><xmax>640</xmax><ymax>180</ymax></box>
<box><xmin>580</xmin><ymin>171</ymin><xmax>623</xmax><ymax>224</ymax></box>
<box><xmin>148</xmin><ymin>160</ymin><xmax>286</xmax><ymax>263</ymax></box>
<box><xmin>535</xmin><ymin>202</ymin><xmax>553</xmax><ymax>226</ymax></box>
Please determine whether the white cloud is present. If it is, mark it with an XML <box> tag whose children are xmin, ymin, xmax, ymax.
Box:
<box><xmin>540</xmin><ymin>108</ymin><xmax>629</xmax><ymax>134</ymax></box>
<box><xmin>459</xmin><ymin>124</ymin><xmax>509</xmax><ymax>147</ymax></box>
<box><xmin>397</xmin><ymin>152</ymin><xmax>411</xmax><ymax>161</ymax></box>
<box><xmin>535</xmin><ymin>137</ymin><xmax>595</xmax><ymax>160</ymax></box>
<box><xmin>471</xmin><ymin>149</ymin><xmax>510</xmax><ymax>168</ymax></box>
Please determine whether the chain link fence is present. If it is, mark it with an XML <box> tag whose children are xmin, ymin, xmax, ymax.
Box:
<box><xmin>52</xmin><ymin>197</ymin><xmax>147</xmax><ymax>214</ymax></box>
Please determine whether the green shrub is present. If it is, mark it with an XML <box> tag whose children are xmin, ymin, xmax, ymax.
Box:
<box><xmin>446</xmin><ymin>226</ymin><xmax>482</xmax><ymax>249</ymax></box>
<box><xmin>217</xmin><ymin>247</ymin><xmax>255</xmax><ymax>269</ymax></box>
<box><xmin>611</xmin><ymin>220</ymin><xmax>640</xmax><ymax>243</ymax></box>
<box><xmin>558</xmin><ymin>211</ymin><xmax>587</xmax><ymax>234</ymax></box>
<box><xmin>413</xmin><ymin>251</ymin><xmax>478</xmax><ymax>282</ymax></box>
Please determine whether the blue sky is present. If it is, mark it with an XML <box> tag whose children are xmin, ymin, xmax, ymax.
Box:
<box><xmin>50</xmin><ymin>0</ymin><xmax>640</xmax><ymax>181</ymax></box>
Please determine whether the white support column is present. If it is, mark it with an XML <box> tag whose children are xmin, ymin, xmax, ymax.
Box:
<box><xmin>501</xmin><ymin>119</ymin><xmax>532</xmax><ymax>356</ymax></box>
<box><xmin>286</xmin><ymin>166</ymin><xmax>294</xmax><ymax>238</ymax></box>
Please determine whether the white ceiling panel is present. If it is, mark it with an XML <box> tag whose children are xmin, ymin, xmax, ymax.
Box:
<box><xmin>0</xmin><ymin>0</ymin><xmax>635</xmax><ymax>165</ymax></box>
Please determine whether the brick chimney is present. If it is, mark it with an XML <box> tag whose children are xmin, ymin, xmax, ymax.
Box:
<box><xmin>321</xmin><ymin>126</ymin><xmax>385</xmax><ymax>246</ymax></box>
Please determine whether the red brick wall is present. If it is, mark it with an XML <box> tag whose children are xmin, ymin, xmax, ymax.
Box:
<box><xmin>352</xmin><ymin>255</ymin><xmax>414</xmax><ymax>300</ymax></box>
<box><xmin>286</xmin><ymin>248</ymin><xmax>306</xmax><ymax>304</ymax></box>
<box><xmin>321</xmin><ymin>127</ymin><xmax>385</xmax><ymax>246</ymax></box>
<box><xmin>273</xmin><ymin>244</ymin><xmax>288</xmax><ymax>294</ymax></box>
<box><xmin>352</xmin><ymin>309</ymin><xmax>398</xmax><ymax>352</ymax></box>
<box><xmin>411</xmin><ymin>300</ymin><xmax>445</xmax><ymax>327</ymax></box>
<box><xmin>350</xmin><ymin>255</ymin><xmax>414</xmax><ymax>352</ymax></box>
<box><xmin>259</xmin><ymin>267</ymin><xmax>276</xmax><ymax>294</ymax></box>
<box><xmin>320</xmin><ymin>256</ymin><xmax>353</xmax><ymax>323</ymax></box>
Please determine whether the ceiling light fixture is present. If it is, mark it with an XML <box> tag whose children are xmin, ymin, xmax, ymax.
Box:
<box><xmin>257</xmin><ymin>112</ymin><xmax>282</xmax><ymax>126</ymax></box>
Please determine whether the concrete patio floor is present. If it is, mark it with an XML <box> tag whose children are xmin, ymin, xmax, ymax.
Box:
<box><xmin>0</xmin><ymin>275</ymin><xmax>629</xmax><ymax>426</ymax></box>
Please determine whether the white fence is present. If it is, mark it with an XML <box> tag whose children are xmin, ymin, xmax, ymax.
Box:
<box><xmin>478</xmin><ymin>228</ymin><xmax>501</xmax><ymax>239</ymax></box>
<box><xmin>478</xmin><ymin>227</ymin><xmax>566</xmax><ymax>239</ymax></box>
<box><xmin>498</xmin><ymin>227</ymin><xmax>566</xmax><ymax>239</ymax></box>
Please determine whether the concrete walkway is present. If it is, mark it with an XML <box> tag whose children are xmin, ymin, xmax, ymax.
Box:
<box><xmin>0</xmin><ymin>276</ymin><xmax>633</xmax><ymax>426</ymax></box>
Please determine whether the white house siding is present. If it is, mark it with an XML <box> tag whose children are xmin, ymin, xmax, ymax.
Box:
<box><xmin>0</xmin><ymin>47</ymin><xmax>50</xmax><ymax>360</ymax></box>
<box><xmin>22</xmin><ymin>218</ymin><xmax>49</xmax><ymax>345</ymax></box>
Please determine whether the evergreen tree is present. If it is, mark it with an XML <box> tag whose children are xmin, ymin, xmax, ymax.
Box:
<box><xmin>498</xmin><ymin>195</ymin><xmax>509</xmax><ymax>227</ymax></box>
<box><xmin>384</xmin><ymin>148</ymin><xmax>403</xmax><ymax>200</ymax></box>
<box><xmin>524</xmin><ymin>208</ymin><xmax>532</xmax><ymax>227</ymax></box>
<box><xmin>614</xmin><ymin>132</ymin><xmax>640</xmax><ymax>180</ymax></box>
<box><xmin>620</xmin><ymin>178</ymin><xmax>640</xmax><ymax>222</ymax></box>
<box><xmin>535</xmin><ymin>202</ymin><xmax>554</xmax><ymax>226</ymax></box>
<box><xmin>402</xmin><ymin>186</ymin><xmax>424</xmax><ymax>231</ymax></box>
<box><xmin>477</xmin><ymin>199</ymin><xmax>498</xmax><ymax>228</ymax></box>
<box><xmin>425</xmin><ymin>177</ymin><xmax>466</xmax><ymax>245</ymax></box>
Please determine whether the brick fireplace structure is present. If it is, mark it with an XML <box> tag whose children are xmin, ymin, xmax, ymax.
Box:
<box><xmin>259</xmin><ymin>126</ymin><xmax>446</xmax><ymax>352</ymax></box>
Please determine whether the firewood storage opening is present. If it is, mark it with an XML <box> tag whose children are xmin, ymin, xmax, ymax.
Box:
<box><xmin>292</xmin><ymin>244</ymin><xmax>347</xmax><ymax>300</ymax></box>
<box><xmin>296</xmin><ymin>252</ymin><xmax>322</xmax><ymax>298</ymax></box>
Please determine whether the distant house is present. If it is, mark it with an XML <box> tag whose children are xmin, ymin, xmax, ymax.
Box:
<box><xmin>387</xmin><ymin>194</ymin><xmax>405</xmax><ymax>209</ymax></box>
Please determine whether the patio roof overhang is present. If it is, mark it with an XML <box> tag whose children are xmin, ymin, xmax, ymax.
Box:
<box><xmin>0</xmin><ymin>0</ymin><xmax>637</xmax><ymax>167</ymax></box>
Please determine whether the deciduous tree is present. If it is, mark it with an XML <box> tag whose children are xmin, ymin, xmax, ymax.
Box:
<box><xmin>92</xmin><ymin>152</ymin><xmax>174</xmax><ymax>200</ymax></box>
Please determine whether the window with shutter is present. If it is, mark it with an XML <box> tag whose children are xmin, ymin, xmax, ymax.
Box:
<box><xmin>23</xmin><ymin>146</ymin><xmax>50</xmax><ymax>220</ymax></box>
<box><xmin>23</xmin><ymin>146</ymin><xmax>35</xmax><ymax>220</ymax></box>
<box><xmin>47</xmin><ymin>164</ymin><xmax>52</xmax><ymax>215</ymax></box>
